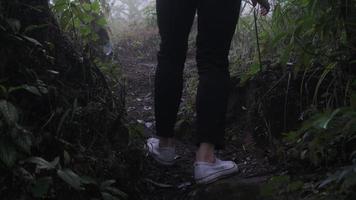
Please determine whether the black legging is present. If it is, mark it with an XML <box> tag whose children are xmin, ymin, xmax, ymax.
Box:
<box><xmin>154</xmin><ymin>0</ymin><xmax>241</xmax><ymax>149</ymax></box>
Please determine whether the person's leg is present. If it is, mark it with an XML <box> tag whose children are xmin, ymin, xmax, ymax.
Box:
<box><xmin>195</xmin><ymin>0</ymin><xmax>241</xmax><ymax>160</ymax></box>
<box><xmin>193</xmin><ymin>0</ymin><xmax>241</xmax><ymax>184</ymax></box>
<box><xmin>154</xmin><ymin>0</ymin><xmax>197</xmax><ymax>146</ymax></box>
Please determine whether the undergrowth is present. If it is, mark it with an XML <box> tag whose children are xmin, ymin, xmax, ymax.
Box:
<box><xmin>244</xmin><ymin>0</ymin><xmax>356</xmax><ymax>199</ymax></box>
<box><xmin>0</xmin><ymin>1</ymin><xmax>144</xmax><ymax>199</ymax></box>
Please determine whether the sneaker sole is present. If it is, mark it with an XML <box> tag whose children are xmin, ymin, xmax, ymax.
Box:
<box><xmin>195</xmin><ymin>164</ymin><xmax>239</xmax><ymax>185</ymax></box>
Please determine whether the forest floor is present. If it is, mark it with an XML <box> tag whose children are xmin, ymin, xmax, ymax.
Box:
<box><xmin>118</xmin><ymin>47</ymin><xmax>279</xmax><ymax>199</ymax></box>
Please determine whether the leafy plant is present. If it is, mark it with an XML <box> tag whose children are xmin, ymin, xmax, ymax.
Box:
<box><xmin>0</xmin><ymin>84</ymin><xmax>45</xmax><ymax>169</ymax></box>
<box><xmin>52</xmin><ymin>0</ymin><xmax>107</xmax><ymax>45</ymax></box>
<box><xmin>1</xmin><ymin>1</ymin><xmax>131</xmax><ymax>199</ymax></box>
<box><xmin>283</xmin><ymin>107</ymin><xmax>356</xmax><ymax>167</ymax></box>
<box><xmin>24</xmin><ymin>157</ymin><xmax>128</xmax><ymax>199</ymax></box>
<box><xmin>272</xmin><ymin>87</ymin><xmax>356</xmax><ymax>199</ymax></box>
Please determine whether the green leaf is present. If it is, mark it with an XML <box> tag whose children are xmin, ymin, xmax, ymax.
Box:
<box><xmin>0</xmin><ymin>138</ymin><xmax>17</xmax><ymax>168</ymax></box>
<box><xmin>47</xmin><ymin>70</ymin><xmax>60</xmax><ymax>75</ymax></box>
<box><xmin>249</xmin><ymin>62</ymin><xmax>261</xmax><ymax>75</ymax></box>
<box><xmin>100</xmin><ymin>180</ymin><xmax>116</xmax><ymax>190</ymax></box>
<box><xmin>57</xmin><ymin>169</ymin><xmax>83</xmax><ymax>190</ymax></box>
<box><xmin>91</xmin><ymin>32</ymin><xmax>99</xmax><ymax>42</ymax></box>
<box><xmin>8</xmin><ymin>85</ymin><xmax>42</xmax><ymax>96</ymax></box>
<box><xmin>104</xmin><ymin>187</ymin><xmax>128</xmax><ymax>200</ymax></box>
<box><xmin>240</xmin><ymin>62</ymin><xmax>261</xmax><ymax>84</ymax></box>
<box><xmin>313</xmin><ymin>109</ymin><xmax>340</xmax><ymax>129</ymax></box>
<box><xmin>96</xmin><ymin>17</ymin><xmax>107</xmax><ymax>26</ymax></box>
<box><xmin>271</xmin><ymin>32</ymin><xmax>287</xmax><ymax>47</ymax></box>
<box><xmin>38</xmin><ymin>86</ymin><xmax>49</xmax><ymax>94</ymax></box>
<box><xmin>11</xmin><ymin>127</ymin><xmax>32</xmax><ymax>154</ymax></box>
<box><xmin>80</xmin><ymin>176</ymin><xmax>97</xmax><ymax>185</ymax></box>
<box><xmin>25</xmin><ymin>157</ymin><xmax>56</xmax><ymax>170</ymax></box>
<box><xmin>0</xmin><ymin>85</ymin><xmax>7</xmax><ymax>97</ymax></box>
<box><xmin>51</xmin><ymin>0</ymin><xmax>69</xmax><ymax>10</ymax></box>
<box><xmin>283</xmin><ymin>131</ymin><xmax>301</xmax><ymax>143</ymax></box>
<box><xmin>22</xmin><ymin>36</ymin><xmax>42</xmax><ymax>47</ymax></box>
<box><xmin>56</xmin><ymin>109</ymin><xmax>71</xmax><ymax>135</ymax></box>
<box><xmin>31</xmin><ymin>177</ymin><xmax>53</xmax><ymax>198</ymax></box>
<box><xmin>23</xmin><ymin>85</ymin><xmax>41</xmax><ymax>96</ymax></box>
<box><xmin>72</xmin><ymin>18</ymin><xmax>81</xmax><ymax>29</ymax></box>
<box><xmin>82</xmin><ymin>3</ymin><xmax>92</xmax><ymax>11</ymax></box>
<box><xmin>319</xmin><ymin>174</ymin><xmax>337</xmax><ymax>188</ymax></box>
<box><xmin>350</xmin><ymin>151</ymin><xmax>356</xmax><ymax>160</ymax></box>
<box><xmin>6</xmin><ymin>18</ymin><xmax>21</xmax><ymax>33</ymax></box>
<box><xmin>337</xmin><ymin>169</ymin><xmax>351</xmax><ymax>183</ymax></box>
<box><xmin>0</xmin><ymin>24</ymin><xmax>6</xmax><ymax>31</ymax></box>
<box><xmin>81</xmin><ymin>14</ymin><xmax>94</xmax><ymax>24</ymax></box>
<box><xmin>80</xmin><ymin>26</ymin><xmax>92</xmax><ymax>37</ymax></box>
<box><xmin>50</xmin><ymin>156</ymin><xmax>60</xmax><ymax>167</ymax></box>
<box><xmin>102</xmin><ymin>192</ymin><xmax>120</xmax><ymax>200</ymax></box>
<box><xmin>0</xmin><ymin>100</ymin><xmax>19</xmax><ymax>125</ymax></box>
<box><xmin>91</xmin><ymin>1</ymin><xmax>101</xmax><ymax>13</ymax></box>
<box><xmin>313</xmin><ymin>63</ymin><xmax>336</xmax><ymax>104</ymax></box>
<box><xmin>63</xmin><ymin>150</ymin><xmax>70</xmax><ymax>166</ymax></box>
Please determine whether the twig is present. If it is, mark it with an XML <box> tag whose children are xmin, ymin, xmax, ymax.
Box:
<box><xmin>253</xmin><ymin>8</ymin><xmax>263</xmax><ymax>71</ymax></box>
<box><xmin>284</xmin><ymin>72</ymin><xmax>291</xmax><ymax>131</ymax></box>
<box><xmin>144</xmin><ymin>178</ymin><xmax>173</xmax><ymax>188</ymax></box>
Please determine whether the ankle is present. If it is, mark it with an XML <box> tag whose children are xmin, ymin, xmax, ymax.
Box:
<box><xmin>196</xmin><ymin>143</ymin><xmax>215</xmax><ymax>163</ymax></box>
<box><xmin>159</xmin><ymin>137</ymin><xmax>175</xmax><ymax>148</ymax></box>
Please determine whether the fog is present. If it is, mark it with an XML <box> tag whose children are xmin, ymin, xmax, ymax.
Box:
<box><xmin>105</xmin><ymin>0</ymin><xmax>267</xmax><ymax>24</ymax></box>
<box><xmin>105</xmin><ymin>0</ymin><xmax>153</xmax><ymax>21</ymax></box>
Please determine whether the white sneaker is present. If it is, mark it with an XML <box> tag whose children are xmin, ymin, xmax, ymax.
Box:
<box><xmin>194</xmin><ymin>158</ymin><xmax>239</xmax><ymax>184</ymax></box>
<box><xmin>146</xmin><ymin>138</ymin><xmax>176</xmax><ymax>166</ymax></box>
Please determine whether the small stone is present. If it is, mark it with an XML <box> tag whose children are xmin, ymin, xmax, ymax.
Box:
<box><xmin>127</xmin><ymin>107</ymin><xmax>136</xmax><ymax>111</ymax></box>
<box><xmin>144</xmin><ymin>106</ymin><xmax>152</xmax><ymax>111</ymax></box>
<box><xmin>178</xmin><ymin>182</ymin><xmax>192</xmax><ymax>189</ymax></box>
<box><xmin>145</xmin><ymin>122</ymin><xmax>153</xmax><ymax>128</ymax></box>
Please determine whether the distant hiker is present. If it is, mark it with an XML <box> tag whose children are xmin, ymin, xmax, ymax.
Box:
<box><xmin>147</xmin><ymin>0</ymin><xmax>270</xmax><ymax>184</ymax></box>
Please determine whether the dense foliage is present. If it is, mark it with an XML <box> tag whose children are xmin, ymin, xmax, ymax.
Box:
<box><xmin>0</xmin><ymin>1</ymin><xmax>136</xmax><ymax>199</ymax></box>
<box><xmin>243</xmin><ymin>0</ymin><xmax>356</xmax><ymax>199</ymax></box>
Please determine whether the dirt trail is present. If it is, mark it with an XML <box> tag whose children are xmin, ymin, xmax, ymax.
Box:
<box><xmin>120</xmin><ymin>48</ymin><xmax>277</xmax><ymax>200</ymax></box>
